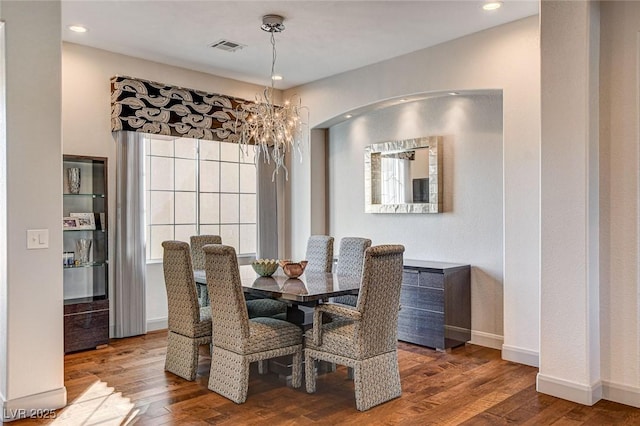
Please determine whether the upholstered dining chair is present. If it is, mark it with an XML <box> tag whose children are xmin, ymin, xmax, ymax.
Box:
<box><xmin>162</xmin><ymin>240</ymin><xmax>212</xmax><ymax>381</ymax></box>
<box><xmin>190</xmin><ymin>235</ymin><xmax>222</xmax><ymax>306</ymax></box>
<box><xmin>204</xmin><ymin>244</ymin><xmax>303</xmax><ymax>404</ymax></box>
<box><xmin>332</xmin><ymin>237</ymin><xmax>372</xmax><ymax>306</ymax></box>
<box><xmin>305</xmin><ymin>235</ymin><xmax>334</xmax><ymax>273</ymax></box>
<box><xmin>304</xmin><ymin>244</ymin><xmax>405</xmax><ymax>411</ymax></box>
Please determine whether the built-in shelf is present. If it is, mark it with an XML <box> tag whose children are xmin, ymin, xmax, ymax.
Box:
<box><xmin>63</xmin><ymin>193</ymin><xmax>106</xmax><ymax>198</ymax></box>
<box><xmin>63</xmin><ymin>262</ymin><xmax>108</xmax><ymax>269</ymax></box>
<box><xmin>63</xmin><ymin>154</ymin><xmax>109</xmax><ymax>353</ymax></box>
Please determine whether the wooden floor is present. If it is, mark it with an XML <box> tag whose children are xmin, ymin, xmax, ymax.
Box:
<box><xmin>12</xmin><ymin>331</ymin><xmax>640</xmax><ymax>425</ymax></box>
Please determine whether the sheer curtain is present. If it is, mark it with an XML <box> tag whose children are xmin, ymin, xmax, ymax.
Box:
<box><xmin>112</xmin><ymin>131</ymin><xmax>146</xmax><ymax>337</ymax></box>
<box><xmin>256</xmin><ymin>148</ymin><xmax>285</xmax><ymax>259</ymax></box>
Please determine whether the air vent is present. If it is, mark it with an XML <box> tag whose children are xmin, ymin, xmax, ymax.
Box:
<box><xmin>210</xmin><ymin>39</ymin><xmax>246</xmax><ymax>52</ymax></box>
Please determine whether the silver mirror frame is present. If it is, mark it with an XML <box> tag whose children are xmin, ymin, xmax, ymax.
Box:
<box><xmin>364</xmin><ymin>136</ymin><xmax>442</xmax><ymax>213</ymax></box>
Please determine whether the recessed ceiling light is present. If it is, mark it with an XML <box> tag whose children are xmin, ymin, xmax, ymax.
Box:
<box><xmin>68</xmin><ymin>25</ymin><xmax>88</xmax><ymax>33</ymax></box>
<box><xmin>271</xmin><ymin>75</ymin><xmax>283</xmax><ymax>81</ymax></box>
<box><xmin>345</xmin><ymin>114</ymin><xmax>353</xmax><ymax>119</ymax></box>
<box><xmin>482</xmin><ymin>1</ymin><xmax>502</xmax><ymax>11</ymax></box>
<box><xmin>448</xmin><ymin>92</ymin><xmax>459</xmax><ymax>96</ymax></box>
<box><xmin>400</xmin><ymin>98</ymin><xmax>408</xmax><ymax>102</ymax></box>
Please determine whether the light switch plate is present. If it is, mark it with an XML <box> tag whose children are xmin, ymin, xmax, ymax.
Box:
<box><xmin>27</xmin><ymin>229</ymin><xmax>49</xmax><ymax>249</ymax></box>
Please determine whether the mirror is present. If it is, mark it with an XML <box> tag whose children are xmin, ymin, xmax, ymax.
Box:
<box><xmin>365</xmin><ymin>136</ymin><xmax>442</xmax><ymax>213</ymax></box>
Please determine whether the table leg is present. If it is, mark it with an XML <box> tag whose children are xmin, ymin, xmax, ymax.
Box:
<box><xmin>286</xmin><ymin>304</ymin><xmax>306</xmax><ymax>326</ymax></box>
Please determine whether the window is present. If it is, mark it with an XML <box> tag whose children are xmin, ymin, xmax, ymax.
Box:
<box><xmin>144</xmin><ymin>135</ymin><xmax>257</xmax><ymax>261</ymax></box>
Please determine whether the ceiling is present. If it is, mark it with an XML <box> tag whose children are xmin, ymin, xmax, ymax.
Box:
<box><xmin>62</xmin><ymin>1</ymin><xmax>539</xmax><ymax>90</ymax></box>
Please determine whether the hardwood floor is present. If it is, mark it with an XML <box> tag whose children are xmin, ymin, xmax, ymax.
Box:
<box><xmin>12</xmin><ymin>331</ymin><xmax>640</xmax><ymax>425</ymax></box>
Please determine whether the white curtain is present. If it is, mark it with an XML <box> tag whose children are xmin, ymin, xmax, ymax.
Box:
<box><xmin>112</xmin><ymin>131</ymin><xmax>146</xmax><ymax>337</ymax></box>
<box><xmin>256</xmin><ymin>147</ymin><xmax>285</xmax><ymax>259</ymax></box>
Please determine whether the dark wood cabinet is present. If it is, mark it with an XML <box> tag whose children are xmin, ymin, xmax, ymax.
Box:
<box><xmin>63</xmin><ymin>299</ymin><xmax>109</xmax><ymax>353</ymax></box>
<box><xmin>63</xmin><ymin>155</ymin><xmax>109</xmax><ymax>353</ymax></box>
<box><xmin>397</xmin><ymin>260</ymin><xmax>470</xmax><ymax>350</ymax></box>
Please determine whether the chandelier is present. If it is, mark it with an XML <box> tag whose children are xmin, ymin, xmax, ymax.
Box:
<box><xmin>237</xmin><ymin>14</ymin><xmax>309</xmax><ymax>181</ymax></box>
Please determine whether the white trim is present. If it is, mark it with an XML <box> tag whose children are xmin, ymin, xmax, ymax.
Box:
<box><xmin>502</xmin><ymin>344</ymin><xmax>539</xmax><ymax>367</ymax></box>
<box><xmin>470</xmin><ymin>330</ymin><xmax>503</xmax><ymax>350</ymax></box>
<box><xmin>537</xmin><ymin>373</ymin><xmax>602</xmax><ymax>406</ymax></box>
<box><xmin>602</xmin><ymin>380</ymin><xmax>640</xmax><ymax>408</ymax></box>
<box><xmin>2</xmin><ymin>387</ymin><xmax>66</xmax><ymax>421</ymax></box>
<box><xmin>146</xmin><ymin>318</ymin><xmax>168</xmax><ymax>332</ymax></box>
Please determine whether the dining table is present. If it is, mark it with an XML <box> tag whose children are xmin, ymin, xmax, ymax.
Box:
<box><xmin>193</xmin><ymin>264</ymin><xmax>362</xmax><ymax>326</ymax></box>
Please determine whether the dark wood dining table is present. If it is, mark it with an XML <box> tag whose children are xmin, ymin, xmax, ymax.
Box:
<box><xmin>194</xmin><ymin>264</ymin><xmax>362</xmax><ymax>325</ymax></box>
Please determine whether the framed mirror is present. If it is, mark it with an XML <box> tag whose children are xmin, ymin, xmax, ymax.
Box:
<box><xmin>364</xmin><ymin>136</ymin><xmax>442</xmax><ymax>213</ymax></box>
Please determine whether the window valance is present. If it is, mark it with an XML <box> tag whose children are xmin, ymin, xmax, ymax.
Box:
<box><xmin>110</xmin><ymin>75</ymin><xmax>253</xmax><ymax>143</ymax></box>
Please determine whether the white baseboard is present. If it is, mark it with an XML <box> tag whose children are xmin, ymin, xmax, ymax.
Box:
<box><xmin>147</xmin><ymin>317</ymin><xmax>168</xmax><ymax>332</ymax></box>
<box><xmin>2</xmin><ymin>387</ymin><xmax>66</xmax><ymax>422</ymax></box>
<box><xmin>470</xmin><ymin>330</ymin><xmax>503</xmax><ymax>350</ymax></box>
<box><xmin>602</xmin><ymin>380</ymin><xmax>640</xmax><ymax>408</ymax></box>
<box><xmin>537</xmin><ymin>373</ymin><xmax>602</xmax><ymax>405</ymax></box>
<box><xmin>502</xmin><ymin>344</ymin><xmax>539</xmax><ymax>367</ymax></box>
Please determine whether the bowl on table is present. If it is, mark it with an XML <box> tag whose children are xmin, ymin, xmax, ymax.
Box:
<box><xmin>279</xmin><ymin>259</ymin><xmax>308</xmax><ymax>279</ymax></box>
<box><xmin>251</xmin><ymin>259</ymin><xmax>279</xmax><ymax>277</ymax></box>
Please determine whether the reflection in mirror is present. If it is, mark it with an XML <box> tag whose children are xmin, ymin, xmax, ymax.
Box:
<box><xmin>365</xmin><ymin>136</ymin><xmax>442</xmax><ymax>213</ymax></box>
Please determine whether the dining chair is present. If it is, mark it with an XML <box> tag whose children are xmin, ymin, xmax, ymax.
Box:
<box><xmin>305</xmin><ymin>235</ymin><xmax>334</xmax><ymax>273</ymax></box>
<box><xmin>304</xmin><ymin>244</ymin><xmax>405</xmax><ymax>411</ymax></box>
<box><xmin>332</xmin><ymin>237</ymin><xmax>372</xmax><ymax>306</ymax></box>
<box><xmin>162</xmin><ymin>240</ymin><xmax>212</xmax><ymax>381</ymax></box>
<box><xmin>190</xmin><ymin>235</ymin><xmax>222</xmax><ymax>306</ymax></box>
<box><xmin>204</xmin><ymin>244</ymin><xmax>303</xmax><ymax>404</ymax></box>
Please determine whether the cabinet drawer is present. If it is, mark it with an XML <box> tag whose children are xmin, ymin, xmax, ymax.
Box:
<box><xmin>400</xmin><ymin>285</ymin><xmax>444</xmax><ymax>312</ymax></box>
<box><xmin>397</xmin><ymin>306</ymin><xmax>445</xmax><ymax>349</ymax></box>
<box><xmin>64</xmin><ymin>298</ymin><xmax>109</xmax><ymax>315</ymax></box>
<box><xmin>419</xmin><ymin>271</ymin><xmax>444</xmax><ymax>289</ymax></box>
<box><xmin>402</xmin><ymin>270</ymin><xmax>419</xmax><ymax>286</ymax></box>
<box><xmin>64</xmin><ymin>309</ymin><xmax>109</xmax><ymax>353</ymax></box>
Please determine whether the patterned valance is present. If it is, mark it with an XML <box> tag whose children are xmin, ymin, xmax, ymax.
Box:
<box><xmin>110</xmin><ymin>76</ymin><xmax>254</xmax><ymax>143</ymax></box>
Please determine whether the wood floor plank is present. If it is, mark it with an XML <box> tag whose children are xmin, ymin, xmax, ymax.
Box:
<box><xmin>8</xmin><ymin>332</ymin><xmax>640</xmax><ymax>425</ymax></box>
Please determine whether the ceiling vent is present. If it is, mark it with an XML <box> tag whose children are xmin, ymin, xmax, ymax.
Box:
<box><xmin>210</xmin><ymin>39</ymin><xmax>246</xmax><ymax>52</ymax></box>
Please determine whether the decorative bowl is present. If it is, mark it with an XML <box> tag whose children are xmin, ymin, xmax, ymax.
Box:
<box><xmin>279</xmin><ymin>259</ymin><xmax>308</xmax><ymax>279</ymax></box>
<box><xmin>251</xmin><ymin>259</ymin><xmax>279</xmax><ymax>277</ymax></box>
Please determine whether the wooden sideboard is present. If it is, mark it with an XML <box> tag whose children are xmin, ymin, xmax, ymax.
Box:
<box><xmin>398</xmin><ymin>259</ymin><xmax>471</xmax><ymax>350</ymax></box>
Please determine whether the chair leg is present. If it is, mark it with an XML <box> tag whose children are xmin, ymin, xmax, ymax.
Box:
<box><xmin>353</xmin><ymin>351</ymin><xmax>402</xmax><ymax>411</ymax></box>
<box><xmin>208</xmin><ymin>346</ymin><xmax>250</xmax><ymax>404</ymax></box>
<box><xmin>165</xmin><ymin>332</ymin><xmax>199</xmax><ymax>381</ymax></box>
<box><xmin>305</xmin><ymin>351</ymin><xmax>317</xmax><ymax>393</ymax></box>
<box><xmin>291</xmin><ymin>346</ymin><xmax>302</xmax><ymax>388</ymax></box>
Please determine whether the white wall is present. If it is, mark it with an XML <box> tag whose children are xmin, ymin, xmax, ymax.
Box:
<box><xmin>287</xmin><ymin>16</ymin><xmax>540</xmax><ymax>361</ymax></box>
<box><xmin>538</xmin><ymin>0</ymin><xmax>601</xmax><ymax>405</ymax></box>
<box><xmin>62</xmin><ymin>43</ymin><xmax>267</xmax><ymax>331</ymax></box>
<box><xmin>599</xmin><ymin>1</ymin><xmax>640</xmax><ymax>407</ymax></box>
<box><xmin>1</xmin><ymin>0</ymin><xmax>66</xmax><ymax>418</ymax></box>
<box><xmin>329</xmin><ymin>94</ymin><xmax>504</xmax><ymax>342</ymax></box>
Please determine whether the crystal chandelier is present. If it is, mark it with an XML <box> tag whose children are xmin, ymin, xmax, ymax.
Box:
<box><xmin>237</xmin><ymin>14</ymin><xmax>309</xmax><ymax>181</ymax></box>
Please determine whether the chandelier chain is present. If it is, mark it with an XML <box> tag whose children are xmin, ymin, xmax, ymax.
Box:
<box><xmin>270</xmin><ymin>31</ymin><xmax>277</xmax><ymax>87</ymax></box>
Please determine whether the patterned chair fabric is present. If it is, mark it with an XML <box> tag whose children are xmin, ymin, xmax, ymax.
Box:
<box><xmin>190</xmin><ymin>235</ymin><xmax>222</xmax><ymax>306</ymax></box>
<box><xmin>246</xmin><ymin>298</ymin><xmax>287</xmax><ymax>318</ymax></box>
<box><xmin>304</xmin><ymin>244</ymin><xmax>405</xmax><ymax>411</ymax></box>
<box><xmin>162</xmin><ymin>240</ymin><xmax>212</xmax><ymax>381</ymax></box>
<box><xmin>333</xmin><ymin>237</ymin><xmax>372</xmax><ymax>306</ymax></box>
<box><xmin>305</xmin><ymin>235</ymin><xmax>335</xmax><ymax>273</ymax></box>
<box><xmin>204</xmin><ymin>244</ymin><xmax>303</xmax><ymax>404</ymax></box>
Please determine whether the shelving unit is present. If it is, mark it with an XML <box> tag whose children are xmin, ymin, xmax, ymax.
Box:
<box><xmin>63</xmin><ymin>155</ymin><xmax>109</xmax><ymax>353</ymax></box>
